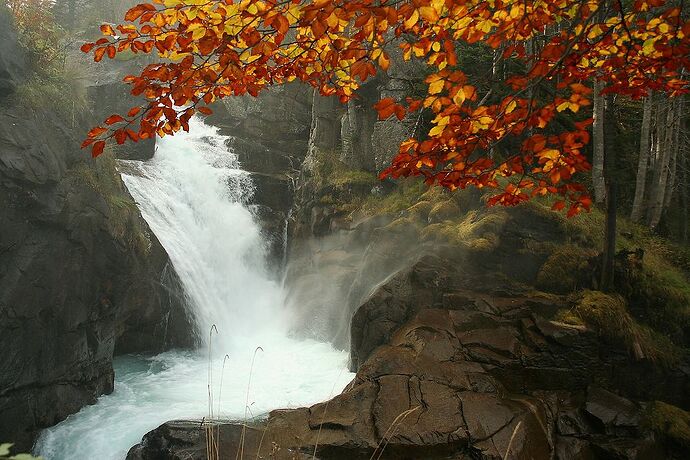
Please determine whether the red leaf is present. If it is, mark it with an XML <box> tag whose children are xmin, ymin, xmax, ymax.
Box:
<box><xmin>115</xmin><ymin>129</ymin><xmax>127</xmax><ymax>145</ymax></box>
<box><xmin>197</xmin><ymin>106</ymin><xmax>213</xmax><ymax>115</ymax></box>
<box><xmin>105</xmin><ymin>115</ymin><xmax>125</xmax><ymax>125</ymax></box>
<box><xmin>87</xmin><ymin>126</ymin><xmax>108</xmax><ymax>138</ymax></box>
<box><xmin>551</xmin><ymin>201</ymin><xmax>566</xmax><ymax>211</ymax></box>
<box><xmin>374</xmin><ymin>97</ymin><xmax>397</xmax><ymax>119</ymax></box>
<box><xmin>92</xmin><ymin>141</ymin><xmax>106</xmax><ymax>158</ymax></box>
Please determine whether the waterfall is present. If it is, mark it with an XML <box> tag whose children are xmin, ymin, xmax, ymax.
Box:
<box><xmin>121</xmin><ymin>118</ymin><xmax>286</xmax><ymax>350</ymax></box>
<box><xmin>34</xmin><ymin>118</ymin><xmax>353</xmax><ymax>460</ymax></box>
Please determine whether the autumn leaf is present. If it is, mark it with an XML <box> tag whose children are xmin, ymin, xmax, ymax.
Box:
<box><xmin>78</xmin><ymin>0</ymin><xmax>689</xmax><ymax>217</ymax></box>
<box><xmin>92</xmin><ymin>141</ymin><xmax>106</xmax><ymax>158</ymax></box>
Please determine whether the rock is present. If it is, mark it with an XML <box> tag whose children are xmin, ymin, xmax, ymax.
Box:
<box><xmin>129</xmin><ymin>253</ymin><xmax>689</xmax><ymax>459</ymax></box>
<box><xmin>585</xmin><ymin>387</ymin><xmax>641</xmax><ymax>434</ymax></box>
<box><xmin>0</xmin><ymin>4</ymin><xmax>25</xmax><ymax>101</ymax></box>
<box><xmin>0</xmin><ymin>9</ymin><xmax>193</xmax><ymax>449</ymax></box>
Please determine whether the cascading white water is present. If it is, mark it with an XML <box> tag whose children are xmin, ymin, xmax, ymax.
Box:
<box><xmin>35</xmin><ymin>119</ymin><xmax>353</xmax><ymax>460</ymax></box>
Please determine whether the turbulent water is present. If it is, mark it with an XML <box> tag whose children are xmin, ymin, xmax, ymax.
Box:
<box><xmin>35</xmin><ymin>119</ymin><xmax>353</xmax><ymax>460</ymax></box>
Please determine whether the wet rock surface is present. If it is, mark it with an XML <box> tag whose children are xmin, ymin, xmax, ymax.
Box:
<box><xmin>0</xmin><ymin>9</ymin><xmax>193</xmax><ymax>450</ymax></box>
<box><xmin>128</xmin><ymin>259</ymin><xmax>690</xmax><ymax>460</ymax></box>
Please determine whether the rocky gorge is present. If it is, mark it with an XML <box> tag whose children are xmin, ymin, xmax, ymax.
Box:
<box><xmin>0</xmin><ymin>5</ymin><xmax>192</xmax><ymax>451</ymax></box>
<box><xmin>126</xmin><ymin>69</ymin><xmax>690</xmax><ymax>460</ymax></box>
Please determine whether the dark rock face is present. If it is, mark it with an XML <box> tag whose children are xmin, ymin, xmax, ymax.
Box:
<box><xmin>0</xmin><ymin>6</ymin><xmax>25</xmax><ymax>101</ymax></box>
<box><xmin>0</xmin><ymin>10</ymin><xmax>193</xmax><ymax>450</ymax></box>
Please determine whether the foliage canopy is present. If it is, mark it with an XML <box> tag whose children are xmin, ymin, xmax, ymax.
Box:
<box><xmin>82</xmin><ymin>0</ymin><xmax>689</xmax><ymax>214</ymax></box>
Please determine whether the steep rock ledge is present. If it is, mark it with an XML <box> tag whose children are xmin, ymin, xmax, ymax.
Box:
<box><xmin>0</xmin><ymin>8</ymin><xmax>193</xmax><ymax>450</ymax></box>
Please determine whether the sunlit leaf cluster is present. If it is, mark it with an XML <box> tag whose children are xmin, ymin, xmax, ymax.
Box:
<box><xmin>83</xmin><ymin>0</ymin><xmax>689</xmax><ymax>214</ymax></box>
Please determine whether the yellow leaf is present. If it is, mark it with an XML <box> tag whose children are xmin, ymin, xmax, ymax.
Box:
<box><xmin>539</xmin><ymin>149</ymin><xmax>561</xmax><ymax>161</ymax></box>
<box><xmin>429</xmin><ymin>124</ymin><xmax>445</xmax><ymax>136</ymax></box>
<box><xmin>428</xmin><ymin>79</ymin><xmax>445</xmax><ymax>95</ymax></box>
<box><xmin>453</xmin><ymin>88</ymin><xmax>466</xmax><ymax>106</ymax></box>
<box><xmin>404</xmin><ymin>10</ymin><xmax>419</xmax><ymax>29</ymax></box>
<box><xmin>556</xmin><ymin>101</ymin><xmax>571</xmax><ymax>112</ymax></box>
<box><xmin>192</xmin><ymin>26</ymin><xmax>206</xmax><ymax>40</ymax></box>
<box><xmin>436</xmin><ymin>115</ymin><xmax>450</xmax><ymax>126</ymax></box>
<box><xmin>505</xmin><ymin>100</ymin><xmax>517</xmax><ymax>114</ymax></box>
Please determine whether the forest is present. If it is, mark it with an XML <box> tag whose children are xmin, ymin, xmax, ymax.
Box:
<box><xmin>0</xmin><ymin>1</ymin><xmax>689</xmax><ymax>459</ymax></box>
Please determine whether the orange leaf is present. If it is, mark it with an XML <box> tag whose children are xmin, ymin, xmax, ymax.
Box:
<box><xmin>374</xmin><ymin>97</ymin><xmax>397</xmax><ymax>119</ymax></box>
<box><xmin>197</xmin><ymin>107</ymin><xmax>213</xmax><ymax>115</ymax></box>
<box><xmin>100</xmin><ymin>24</ymin><xmax>115</xmax><ymax>36</ymax></box>
<box><xmin>94</xmin><ymin>47</ymin><xmax>107</xmax><ymax>62</ymax></box>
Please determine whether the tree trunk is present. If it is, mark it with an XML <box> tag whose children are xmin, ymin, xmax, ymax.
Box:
<box><xmin>648</xmin><ymin>97</ymin><xmax>674</xmax><ymax>229</ymax></box>
<box><xmin>664</xmin><ymin>98</ymin><xmax>683</xmax><ymax>210</ymax></box>
<box><xmin>631</xmin><ymin>95</ymin><xmax>653</xmax><ymax>222</ymax></box>
<box><xmin>592</xmin><ymin>80</ymin><xmax>606</xmax><ymax>204</ymax></box>
<box><xmin>601</xmin><ymin>94</ymin><xmax>617</xmax><ymax>292</ymax></box>
<box><xmin>682</xmin><ymin>146</ymin><xmax>689</xmax><ymax>244</ymax></box>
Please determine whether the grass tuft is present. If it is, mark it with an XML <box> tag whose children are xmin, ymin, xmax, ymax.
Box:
<box><xmin>643</xmin><ymin>401</ymin><xmax>690</xmax><ymax>449</ymax></box>
<box><xmin>556</xmin><ymin>290</ymin><xmax>681</xmax><ymax>365</ymax></box>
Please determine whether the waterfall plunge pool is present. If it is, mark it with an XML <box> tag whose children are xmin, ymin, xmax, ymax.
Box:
<box><xmin>35</xmin><ymin>118</ymin><xmax>354</xmax><ymax>459</ymax></box>
<box><xmin>35</xmin><ymin>342</ymin><xmax>352</xmax><ymax>460</ymax></box>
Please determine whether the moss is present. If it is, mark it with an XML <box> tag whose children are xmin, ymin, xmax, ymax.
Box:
<box><xmin>407</xmin><ymin>200</ymin><xmax>434</xmax><ymax>220</ymax></box>
<box><xmin>309</xmin><ymin>149</ymin><xmax>377</xmax><ymax>191</ymax></box>
<box><xmin>536</xmin><ymin>245</ymin><xmax>594</xmax><ymax>294</ymax></box>
<box><xmin>554</xmin><ymin>309</ymin><xmax>585</xmax><ymax>326</ymax></box>
<box><xmin>69</xmin><ymin>152</ymin><xmax>151</xmax><ymax>255</ymax></box>
<box><xmin>420</xmin><ymin>209</ymin><xmax>507</xmax><ymax>251</ymax></box>
<box><xmin>361</xmin><ymin>179</ymin><xmax>430</xmax><ymax>215</ymax></box>
<box><xmin>644</xmin><ymin>401</ymin><xmax>690</xmax><ymax>449</ymax></box>
<box><xmin>558</xmin><ymin>291</ymin><xmax>681</xmax><ymax>365</ymax></box>
<box><xmin>11</xmin><ymin>63</ymin><xmax>89</xmax><ymax>120</ymax></box>
<box><xmin>330</xmin><ymin>170</ymin><xmax>378</xmax><ymax>190</ymax></box>
<box><xmin>526</xmin><ymin>197</ymin><xmax>690</xmax><ymax>346</ymax></box>
<box><xmin>382</xmin><ymin>216</ymin><xmax>421</xmax><ymax>235</ymax></box>
<box><xmin>428</xmin><ymin>199</ymin><xmax>461</xmax><ymax>223</ymax></box>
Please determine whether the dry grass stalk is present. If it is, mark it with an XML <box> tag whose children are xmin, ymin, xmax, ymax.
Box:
<box><xmin>236</xmin><ymin>346</ymin><xmax>263</xmax><ymax>460</ymax></box>
<box><xmin>503</xmin><ymin>421</ymin><xmax>523</xmax><ymax>460</ymax></box>
<box><xmin>369</xmin><ymin>406</ymin><xmax>421</xmax><ymax>460</ymax></box>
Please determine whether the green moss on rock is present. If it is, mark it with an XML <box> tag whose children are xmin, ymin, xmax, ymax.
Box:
<box><xmin>428</xmin><ymin>199</ymin><xmax>461</xmax><ymax>223</ymax></box>
<box><xmin>644</xmin><ymin>401</ymin><xmax>690</xmax><ymax>449</ymax></box>
<box><xmin>557</xmin><ymin>291</ymin><xmax>680</xmax><ymax>365</ymax></box>
<box><xmin>69</xmin><ymin>152</ymin><xmax>151</xmax><ymax>255</ymax></box>
<box><xmin>420</xmin><ymin>209</ymin><xmax>506</xmax><ymax>251</ymax></box>
<box><xmin>536</xmin><ymin>245</ymin><xmax>594</xmax><ymax>294</ymax></box>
